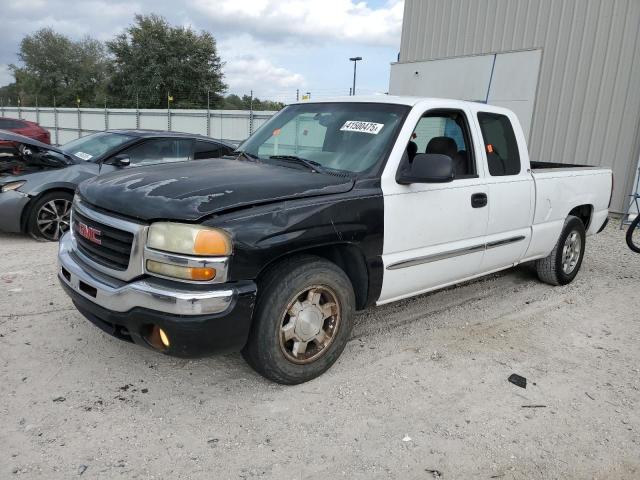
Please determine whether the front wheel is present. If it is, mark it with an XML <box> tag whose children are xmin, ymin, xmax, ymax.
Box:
<box><xmin>26</xmin><ymin>191</ymin><xmax>74</xmax><ymax>241</ymax></box>
<box><xmin>626</xmin><ymin>214</ymin><xmax>640</xmax><ymax>253</ymax></box>
<box><xmin>242</xmin><ymin>255</ymin><xmax>355</xmax><ymax>384</ymax></box>
<box><xmin>536</xmin><ymin>215</ymin><xmax>586</xmax><ymax>286</ymax></box>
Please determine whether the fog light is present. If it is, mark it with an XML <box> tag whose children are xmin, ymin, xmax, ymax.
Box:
<box><xmin>146</xmin><ymin>259</ymin><xmax>216</xmax><ymax>281</ymax></box>
<box><xmin>159</xmin><ymin>328</ymin><xmax>170</xmax><ymax>348</ymax></box>
<box><xmin>145</xmin><ymin>325</ymin><xmax>170</xmax><ymax>350</ymax></box>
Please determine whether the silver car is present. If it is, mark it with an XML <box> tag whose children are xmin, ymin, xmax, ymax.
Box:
<box><xmin>0</xmin><ymin>129</ymin><xmax>235</xmax><ymax>240</ymax></box>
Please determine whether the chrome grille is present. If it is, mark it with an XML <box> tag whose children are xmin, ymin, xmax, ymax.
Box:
<box><xmin>73</xmin><ymin>209</ymin><xmax>134</xmax><ymax>270</ymax></box>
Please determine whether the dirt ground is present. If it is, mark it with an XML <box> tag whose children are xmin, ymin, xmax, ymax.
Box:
<box><xmin>1</xmin><ymin>221</ymin><xmax>639</xmax><ymax>479</ymax></box>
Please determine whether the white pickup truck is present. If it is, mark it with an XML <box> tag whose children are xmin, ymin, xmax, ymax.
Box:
<box><xmin>58</xmin><ymin>96</ymin><xmax>613</xmax><ymax>384</ymax></box>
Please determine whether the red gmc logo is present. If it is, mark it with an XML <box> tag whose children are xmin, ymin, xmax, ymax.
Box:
<box><xmin>77</xmin><ymin>222</ymin><xmax>102</xmax><ymax>245</ymax></box>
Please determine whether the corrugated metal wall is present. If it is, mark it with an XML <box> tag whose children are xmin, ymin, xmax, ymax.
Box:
<box><xmin>399</xmin><ymin>0</ymin><xmax>640</xmax><ymax>212</ymax></box>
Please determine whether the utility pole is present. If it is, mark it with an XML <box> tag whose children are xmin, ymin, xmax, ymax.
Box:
<box><xmin>349</xmin><ymin>56</ymin><xmax>363</xmax><ymax>96</ymax></box>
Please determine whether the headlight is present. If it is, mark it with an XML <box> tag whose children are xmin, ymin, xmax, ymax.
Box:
<box><xmin>147</xmin><ymin>222</ymin><xmax>232</xmax><ymax>256</ymax></box>
<box><xmin>1</xmin><ymin>181</ymin><xmax>26</xmax><ymax>193</ymax></box>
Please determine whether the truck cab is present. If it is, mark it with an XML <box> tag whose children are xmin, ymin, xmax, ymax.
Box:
<box><xmin>57</xmin><ymin>96</ymin><xmax>613</xmax><ymax>384</ymax></box>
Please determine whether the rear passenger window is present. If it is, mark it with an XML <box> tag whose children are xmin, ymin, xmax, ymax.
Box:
<box><xmin>194</xmin><ymin>140</ymin><xmax>226</xmax><ymax>160</ymax></box>
<box><xmin>477</xmin><ymin>113</ymin><xmax>521</xmax><ymax>176</ymax></box>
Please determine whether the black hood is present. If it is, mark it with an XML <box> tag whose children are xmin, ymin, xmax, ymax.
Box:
<box><xmin>78</xmin><ymin>158</ymin><xmax>355</xmax><ymax>222</ymax></box>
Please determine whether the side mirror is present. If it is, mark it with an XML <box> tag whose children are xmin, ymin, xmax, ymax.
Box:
<box><xmin>111</xmin><ymin>154</ymin><xmax>131</xmax><ymax>167</ymax></box>
<box><xmin>397</xmin><ymin>153</ymin><xmax>454</xmax><ymax>184</ymax></box>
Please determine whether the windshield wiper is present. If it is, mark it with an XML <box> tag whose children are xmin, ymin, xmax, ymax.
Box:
<box><xmin>232</xmin><ymin>150</ymin><xmax>259</xmax><ymax>162</ymax></box>
<box><xmin>269</xmin><ymin>155</ymin><xmax>325</xmax><ymax>173</ymax></box>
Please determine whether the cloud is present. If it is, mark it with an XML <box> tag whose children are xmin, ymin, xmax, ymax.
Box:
<box><xmin>0</xmin><ymin>0</ymin><xmax>403</xmax><ymax>94</ymax></box>
<box><xmin>224</xmin><ymin>55</ymin><xmax>305</xmax><ymax>97</ymax></box>
<box><xmin>0</xmin><ymin>65</ymin><xmax>13</xmax><ymax>86</ymax></box>
<box><xmin>190</xmin><ymin>0</ymin><xmax>403</xmax><ymax>47</ymax></box>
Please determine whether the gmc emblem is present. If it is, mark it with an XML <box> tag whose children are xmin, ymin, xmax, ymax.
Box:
<box><xmin>77</xmin><ymin>222</ymin><xmax>102</xmax><ymax>245</ymax></box>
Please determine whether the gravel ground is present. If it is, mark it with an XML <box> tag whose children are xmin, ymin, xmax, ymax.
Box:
<box><xmin>1</xmin><ymin>221</ymin><xmax>639</xmax><ymax>479</ymax></box>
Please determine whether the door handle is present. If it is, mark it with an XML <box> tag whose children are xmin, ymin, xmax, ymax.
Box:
<box><xmin>471</xmin><ymin>193</ymin><xmax>488</xmax><ymax>208</ymax></box>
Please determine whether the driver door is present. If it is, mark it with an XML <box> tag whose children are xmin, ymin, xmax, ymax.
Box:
<box><xmin>379</xmin><ymin>108</ymin><xmax>489</xmax><ymax>304</ymax></box>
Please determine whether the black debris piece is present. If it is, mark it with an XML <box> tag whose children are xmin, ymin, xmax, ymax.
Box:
<box><xmin>508</xmin><ymin>374</ymin><xmax>527</xmax><ymax>389</ymax></box>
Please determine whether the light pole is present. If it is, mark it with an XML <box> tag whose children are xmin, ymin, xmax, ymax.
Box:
<box><xmin>349</xmin><ymin>56</ymin><xmax>362</xmax><ymax>96</ymax></box>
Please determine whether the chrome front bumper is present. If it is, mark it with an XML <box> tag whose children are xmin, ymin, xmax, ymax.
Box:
<box><xmin>58</xmin><ymin>232</ymin><xmax>235</xmax><ymax>316</ymax></box>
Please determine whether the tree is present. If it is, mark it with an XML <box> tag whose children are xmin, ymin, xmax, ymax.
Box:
<box><xmin>220</xmin><ymin>94</ymin><xmax>285</xmax><ymax>111</ymax></box>
<box><xmin>10</xmin><ymin>28</ymin><xmax>108</xmax><ymax>107</ymax></box>
<box><xmin>0</xmin><ymin>83</ymin><xmax>20</xmax><ymax>106</ymax></box>
<box><xmin>107</xmin><ymin>14</ymin><xmax>226</xmax><ymax>108</ymax></box>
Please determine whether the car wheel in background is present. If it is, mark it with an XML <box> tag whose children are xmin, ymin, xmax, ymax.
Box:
<box><xmin>27</xmin><ymin>191</ymin><xmax>74</xmax><ymax>241</ymax></box>
<box><xmin>626</xmin><ymin>214</ymin><xmax>640</xmax><ymax>253</ymax></box>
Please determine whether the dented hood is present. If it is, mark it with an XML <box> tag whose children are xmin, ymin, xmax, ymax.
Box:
<box><xmin>78</xmin><ymin>158</ymin><xmax>355</xmax><ymax>222</ymax></box>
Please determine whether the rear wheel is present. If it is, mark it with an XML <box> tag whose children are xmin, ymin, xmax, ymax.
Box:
<box><xmin>242</xmin><ymin>255</ymin><xmax>355</xmax><ymax>384</ymax></box>
<box><xmin>626</xmin><ymin>214</ymin><xmax>640</xmax><ymax>253</ymax></box>
<box><xmin>536</xmin><ymin>215</ymin><xmax>586</xmax><ymax>286</ymax></box>
<box><xmin>26</xmin><ymin>191</ymin><xmax>73</xmax><ymax>241</ymax></box>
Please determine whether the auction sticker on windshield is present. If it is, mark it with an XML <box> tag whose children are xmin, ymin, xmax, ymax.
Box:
<box><xmin>340</xmin><ymin>121</ymin><xmax>384</xmax><ymax>134</ymax></box>
<box><xmin>74</xmin><ymin>152</ymin><xmax>93</xmax><ymax>160</ymax></box>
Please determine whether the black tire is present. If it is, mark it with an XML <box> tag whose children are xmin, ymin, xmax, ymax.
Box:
<box><xmin>26</xmin><ymin>191</ymin><xmax>74</xmax><ymax>241</ymax></box>
<box><xmin>626</xmin><ymin>214</ymin><xmax>640</xmax><ymax>253</ymax></box>
<box><xmin>535</xmin><ymin>215</ymin><xmax>586</xmax><ymax>286</ymax></box>
<box><xmin>242</xmin><ymin>254</ymin><xmax>356</xmax><ymax>384</ymax></box>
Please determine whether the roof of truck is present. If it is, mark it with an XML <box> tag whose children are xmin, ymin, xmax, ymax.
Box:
<box><xmin>291</xmin><ymin>95</ymin><xmax>484</xmax><ymax>106</ymax></box>
<box><xmin>292</xmin><ymin>95</ymin><xmax>513</xmax><ymax>116</ymax></box>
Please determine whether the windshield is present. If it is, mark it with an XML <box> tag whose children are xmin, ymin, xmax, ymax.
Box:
<box><xmin>239</xmin><ymin>102</ymin><xmax>409</xmax><ymax>174</ymax></box>
<box><xmin>61</xmin><ymin>132</ymin><xmax>135</xmax><ymax>161</ymax></box>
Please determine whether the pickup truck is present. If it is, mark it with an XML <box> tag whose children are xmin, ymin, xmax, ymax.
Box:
<box><xmin>57</xmin><ymin>96</ymin><xmax>613</xmax><ymax>384</ymax></box>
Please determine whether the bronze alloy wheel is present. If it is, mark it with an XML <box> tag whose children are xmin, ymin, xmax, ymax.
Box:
<box><xmin>278</xmin><ymin>285</ymin><xmax>341</xmax><ymax>364</ymax></box>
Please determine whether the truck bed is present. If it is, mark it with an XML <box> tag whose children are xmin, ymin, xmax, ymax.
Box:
<box><xmin>530</xmin><ymin>160</ymin><xmax>596</xmax><ymax>171</ymax></box>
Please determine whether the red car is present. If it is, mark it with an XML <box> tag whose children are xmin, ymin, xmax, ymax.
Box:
<box><xmin>0</xmin><ymin>117</ymin><xmax>51</xmax><ymax>145</ymax></box>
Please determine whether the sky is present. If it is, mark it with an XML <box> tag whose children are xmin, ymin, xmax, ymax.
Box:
<box><xmin>0</xmin><ymin>0</ymin><xmax>404</xmax><ymax>102</ymax></box>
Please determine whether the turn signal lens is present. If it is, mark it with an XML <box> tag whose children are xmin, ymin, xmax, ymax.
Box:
<box><xmin>147</xmin><ymin>223</ymin><xmax>232</xmax><ymax>256</ymax></box>
<box><xmin>193</xmin><ymin>229</ymin><xmax>232</xmax><ymax>256</ymax></box>
<box><xmin>146</xmin><ymin>260</ymin><xmax>216</xmax><ymax>281</ymax></box>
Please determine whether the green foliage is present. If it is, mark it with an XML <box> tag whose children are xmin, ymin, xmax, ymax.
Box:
<box><xmin>220</xmin><ymin>94</ymin><xmax>284</xmax><ymax>111</ymax></box>
<box><xmin>0</xmin><ymin>83</ymin><xmax>19</xmax><ymax>105</ymax></box>
<box><xmin>106</xmin><ymin>14</ymin><xmax>226</xmax><ymax>108</ymax></box>
<box><xmin>10</xmin><ymin>28</ymin><xmax>108</xmax><ymax>107</ymax></box>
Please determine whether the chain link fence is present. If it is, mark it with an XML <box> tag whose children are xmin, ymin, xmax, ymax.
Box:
<box><xmin>0</xmin><ymin>87</ymin><xmax>383</xmax><ymax>145</ymax></box>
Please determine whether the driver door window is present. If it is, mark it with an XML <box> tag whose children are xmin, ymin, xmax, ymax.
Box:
<box><xmin>406</xmin><ymin>112</ymin><xmax>476</xmax><ymax>179</ymax></box>
<box><xmin>124</xmin><ymin>139</ymin><xmax>192</xmax><ymax>166</ymax></box>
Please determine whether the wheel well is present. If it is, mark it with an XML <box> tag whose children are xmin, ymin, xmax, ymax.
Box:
<box><xmin>568</xmin><ymin>204</ymin><xmax>593</xmax><ymax>230</ymax></box>
<box><xmin>258</xmin><ymin>244</ymin><xmax>370</xmax><ymax>310</ymax></box>
<box><xmin>20</xmin><ymin>188</ymin><xmax>75</xmax><ymax>232</ymax></box>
